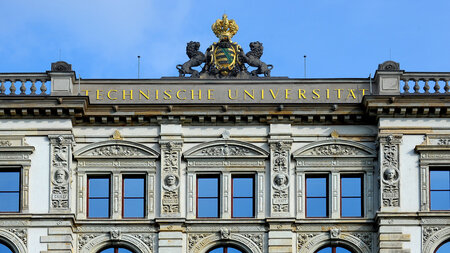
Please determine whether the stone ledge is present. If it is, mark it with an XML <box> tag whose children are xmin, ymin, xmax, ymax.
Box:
<box><xmin>379</xmin><ymin>234</ymin><xmax>410</xmax><ymax>241</ymax></box>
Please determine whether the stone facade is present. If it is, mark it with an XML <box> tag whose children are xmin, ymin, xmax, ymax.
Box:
<box><xmin>0</xmin><ymin>61</ymin><xmax>449</xmax><ymax>253</ymax></box>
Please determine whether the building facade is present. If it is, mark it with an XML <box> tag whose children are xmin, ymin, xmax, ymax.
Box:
<box><xmin>0</xmin><ymin>15</ymin><xmax>450</xmax><ymax>253</ymax></box>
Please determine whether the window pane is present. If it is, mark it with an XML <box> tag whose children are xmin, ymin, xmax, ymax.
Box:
<box><xmin>0</xmin><ymin>242</ymin><xmax>13</xmax><ymax>253</ymax></box>
<box><xmin>0</xmin><ymin>192</ymin><xmax>20</xmax><ymax>212</ymax></box>
<box><xmin>430</xmin><ymin>170</ymin><xmax>450</xmax><ymax>190</ymax></box>
<box><xmin>228</xmin><ymin>247</ymin><xmax>243</xmax><ymax>253</ymax></box>
<box><xmin>306</xmin><ymin>198</ymin><xmax>327</xmax><ymax>217</ymax></box>
<box><xmin>316</xmin><ymin>247</ymin><xmax>332</xmax><ymax>253</ymax></box>
<box><xmin>306</xmin><ymin>177</ymin><xmax>327</xmax><ymax>197</ymax></box>
<box><xmin>89</xmin><ymin>178</ymin><xmax>109</xmax><ymax>197</ymax></box>
<box><xmin>0</xmin><ymin>172</ymin><xmax>20</xmax><ymax>191</ymax></box>
<box><xmin>197</xmin><ymin>198</ymin><xmax>218</xmax><ymax>217</ymax></box>
<box><xmin>99</xmin><ymin>249</ymin><xmax>114</xmax><ymax>253</ymax></box>
<box><xmin>198</xmin><ymin>178</ymin><xmax>218</xmax><ymax>197</ymax></box>
<box><xmin>430</xmin><ymin>191</ymin><xmax>450</xmax><ymax>210</ymax></box>
<box><xmin>341</xmin><ymin>177</ymin><xmax>361</xmax><ymax>196</ymax></box>
<box><xmin>124</xmin><ymin>178</ymin><xmax>144</xmax><ymax>197</ymax></box>
<box><xmin>436</xmin><ymin>241</ymin><xmax>450</xmax><ymax>253</ymax></box>
<box><xmin>233</xmin><ymin>177</ymin><xmax>253</xmax><ymax>197</ymax></box>
<box><xmin>119</xmin><ymin>248</ymin><xmax>133</xmax><ymax>253</ymax></box>
<box><xmin>233</xmin><ymin>198</ymin><xmax>253</xmax><ymax>217</ymax></box>
<box><xmin>88</xmin><ymin>199</ymin><xmax>109</xmax><ymax>218</ymax></box>
<box><xmin>124</xmin><ymin>199</ymin><xmax>144</xmax><ymax>218</ymax></box>
<box><xmin>336</xmin><ymin>247</ymin><xmax>352</xmax><ymax>253</ymax></box>
<box><xmin>342</xmin><ymin>198</ymin><xmax>362</xmax><ymax>217</ymax></box>
<box><xmin>209</xmin><ymin>248</ymin><xmax>223</xmax><ymax>253</ymax></box>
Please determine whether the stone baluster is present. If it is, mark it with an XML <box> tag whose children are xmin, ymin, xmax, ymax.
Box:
<box><xmin>20</xmin><ymin>80</ymin><xmax>26</xmax><ymax>95</ymax></box>
<box><xmin>423</xmin><ymin>78</ymin><xmax>430</xmax><ymax>94</ymax></box>
<box><xmin>0</xmin><ymin>80</ymin><xmax>5</xmax><ymax>95</ymax></box>
<box><xmin>444</xmin><ymin>79</ymin><xmax>449</xmax><ymax>93</ymax></box>
<box><xmin>413</xmin><ymin>79</ymin><xmax>420</xmax><ymax>93</ymax></box>
<box><xmin>30</xmin><ymin>80</ymin><xmax>37</xmax><ymax>95</ymax></box>
<box><xmin>433</xmin><ymin>79</ymin><xmax>441</xmax><ymax>93</ymax></box>
<box><xmin>402</xmin><ymin>79</ymin><xmax>410</xmax><ymax>94</ymax></box>
<box><xmin>40</xmin><ymin>80</ymin><xmax>47</xmax><ymax>94</ymax></box>
<box><xmin>10</xmin><ymin>80</ymin><xmax>16</xmax><ymax>95</ymax></box>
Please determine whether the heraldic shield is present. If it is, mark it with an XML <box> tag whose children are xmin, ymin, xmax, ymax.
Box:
<box><xmin>213</xmin><ymin>42</ymin><xmax>238</xmax><ymax>74</ymax></box>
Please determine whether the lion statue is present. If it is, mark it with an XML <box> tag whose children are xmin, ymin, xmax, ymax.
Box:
<box><xmin>242</xmin><ymin>41</ymin><xmax>273</xmax><ymax>77</ymax></box>
<box><xmin>176</xmin><ymin>41</ymin><xmax>205</xmax><ymax>78</ymax></box>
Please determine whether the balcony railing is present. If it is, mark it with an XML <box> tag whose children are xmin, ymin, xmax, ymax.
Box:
<box><xmin>400</xmin><ymin>72</ymin><xmax>450</xmax><ymax>94</ymax></box>
<box><xmin>0</xmin><ymin>73</ymin><xmax>51</xmax><ymax>95</ymax></box>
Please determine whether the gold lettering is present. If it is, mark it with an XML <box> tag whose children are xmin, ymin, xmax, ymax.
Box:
<box><xmin>107</xmin><ymin>90</ymin><xmax>118</xmax><ymax>100</ymax></box>
<box><xmin>359</xmin><ymin>88</ymin><xmax>368</xmax><ymax>96</ymax></box>
<box><xmin>122</xmin><ymin>90</ymin><xmax>133</xmax><ymax>100</ymax></box>
<box><xmin>285</xmin><ymin>89</ymin><xmax>292</xmax><ymax>99</ymax></box>
<box><xmin>191</xmin><ymin>89</ymin><xmax>201</xmax><ymax>100</ymax></box>
<box><xmin>164</xmin><ymin>90</ymin><xmax>172</xmax><ymax>100</ymax></box>
<box><xmin>261</xmin><ymin>89</ymin><xmax>264</xmax><ymax>100</ymax></box>
<box><xmin>96</xmin><ymin>90</ymin><xmax>104</xmax><ymax>100</ymax></box>
<box><xmin>155</xmin><ymin>90</ymin><xmax>159</xmax><ymax>100</ymax></box>
<box><xmin>335</xmin><ymin>89</ymin><xmax>343</xmax><ymax>99</ymax></box>
<box><xmin>312</xmin><ymin>89</ymin><xmax>320</xmax><ymax>99</ymax></box>
<box><xmin>298</xmin><ymin>89</ymin><xmax>306</xmax><ymax>99</ymax></box>
<box><xmin>326</xmin><ymin>89</ymin><xmax>330</xmax><ymax>99</ymax></box>
<box><xmin>244</xmin><ymin>90</ymin><xmax>255</xmax><ymax>100</ymax></box>
<box><xmin>228</xmin><ymin>89</ymin><xmax>238</xmax><ymax>100</ymax></box>
<box><xmin>83</xmin><ymin>90</ymin><xmax>90</xmax><ymax>96</ymax></box>
<box><xmin>347</xmin><ymin>89</ymin><xmax>357</xmax><ymax>99</ymax></box>
<box><xmin>269</xmin><ymin>89</ymin><xmax>279</xmax><ymax>99</ymax></box>
<box><xmin>139</xmin><ymin>90</ymin><xmax>149</xmax><ymax>100</ymax></box>
<box><xmin>176</xmin><ymin>89</ymin><xmax>186</xmax><ymax>100</ymax></box>
<box><xmin>207</xmin><ymin>89</ymin><xmax>215</xmax><ymax>100</ymax></box>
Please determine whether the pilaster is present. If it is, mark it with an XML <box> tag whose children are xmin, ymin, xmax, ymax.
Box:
<box><xmin>379</xmin><ymin>134</ymin><xmax>402</xmax><ymax>212</ymax></box>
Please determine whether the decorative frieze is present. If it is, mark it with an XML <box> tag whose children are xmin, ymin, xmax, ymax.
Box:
<box><xmin>297</xmin><ymin>233</ymin><xmax>317</xmax><ymax>251</ymax></box>
<box><xmin>78</xmin><ymin>234</ymin><xmax>99</xmax><ymax>250</ymax></box>
<box><xmin>270</xmin><ymin>140</ymin><xmax>292</xmax><ymax>214</ymax></box>
<box><xmin>188</xmin><ymin>233</ymin><xmax>210</xmax><ymax>251</ymax></box>
<box><xmin>160</xmin><ymin>141</ymin><xmax>183</xmax><ymax>216</ymax></box>
<box><xmin>7</xmin><ymin>228</ymin><xmax>27</xmax><ymax>246</ymax></box>
<box><xmin>49</xmin><ymin>135</ymin><xmax>74</xmax><ymax>212</ymax></box>
<box><xmin>379</xmin><ymin>134</ymin><xmax>402</xmax><ymax>208</ymax></box>
<box><xmin>132</xmin><ymin>234</ymin><xmax>154</xmax><ymax>252</ymax></box>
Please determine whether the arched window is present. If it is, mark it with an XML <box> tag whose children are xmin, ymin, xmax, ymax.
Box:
<box><xmin>98</xmin><ymin>247</ymin><xmax>134</xmax><ymax>253</ymax></box>
<box><xmin>208</xmin><ymin>246</ymin><xmax>244</xmax><ymax>253</ymax></box>
<box><xmin>0</xmin><ymin>241</ymin><xmax>14</xmax><ymax>253</ymax></box>
<box><xmin>316</xmin><ymin>246</ymin><xmax>353</xmax><ymax>253</ymax></box>
<box><xmin>435</xmin><ymin>240</ymin><xmax>450</xmax><ymax>253</ymax></box>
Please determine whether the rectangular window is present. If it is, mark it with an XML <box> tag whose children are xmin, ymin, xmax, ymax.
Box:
<box><xmin>197</xmin><ymin>175</ymin><xmax>219</xmax><ymax>218</ymax></box>
<box><xmin>88</xmin><ymin>176</ymin><xmax>110</xmax><ymax>218</ymax></box>
<box><xmin>430</xmin><ymin>168</ymin><xmax>450</xmax><ymax>210</ymax></box>
<box><xmin>0</xmin><ymin>170</ymin><xmax>20</xmax><ymax>212</ymax></box>
<box><xmin>306</xmin><ymin>175</ymin><xmax>328</xmax><ymax>218</ymax></box>
<box><xmin>341</xmin><ymin>175</ymin><xmax>363</xmax><ymax>217</ymax></box>
<box><xmin>123</xmin><ymin>176</ymin><xmax>145</xmax><ymax>218</ymax></box>
<box><xmin>232</xmin><ymin>175</ymin><xmax>254</xmax><ymax>218</ymax></box>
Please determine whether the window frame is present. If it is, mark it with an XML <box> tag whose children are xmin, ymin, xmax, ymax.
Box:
<box><xmin>305</xmin><ymin>174</ymin><xmax>329</xmax><ymax>218</ymax></box>
<box><xmin>315</xmin><ymin>245</ymin><xmax>353</xmax><ymax>253</ymax></box>
<box><xmin>122</xmin><ymin>175</ymin><xmax>146</xmax><ymax>219</ymax></box>
<box><xmin>0</xmin><ymin>168</ymin><xmax>21</xmax><ymax>213</ymax></box>
<box><xmin>231</xmin><ymin>174</ymin><xmax>255</xmax><ymax>218</ymax></box>
<box><xmin>429</xmin><ymin>167</ymin><xmax>450</xmax><ymax>211</ymax></box>
<box><xmin>196</xmin><ymin>174</ymin><xmax>221</xmax><ymax>218</ymax></box>
<box><xmin>340</xmin><ymin>174</ymin><xmax>364</xmax><ymax>218</ymax></box>
<box><xmin>87</xmin><ymin>175</ymin><xmax>111</xmax><ymax>219</ymax></box>
<box><xmin>435</xmin><ymin>240</ymin><xmax>450</xmax><ymax>253</ymax></box>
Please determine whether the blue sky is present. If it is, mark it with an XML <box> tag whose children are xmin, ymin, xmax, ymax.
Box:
<box><xmin>0</xmin><ymin>0</ymin><xmax>449</xmax><ymax>79</ymax></box>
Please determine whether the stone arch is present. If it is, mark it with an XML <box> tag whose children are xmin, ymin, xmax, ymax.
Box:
<box><xmin>191</xmin><ymin>233</ymin><xmax>263</xmax><ymax>253</ymax></box>
<box><xmin>423</xmin><ymin>227</ymin><xmax>450</xmax><ymax>253</ymax></box>
<box><xmin>80</xmin><ymin>234</ymin><xmax>151</xmax><ymax>253</ymax></box>
<box><xmin>183</xmin><ymin>139</ymin><xmax>269</xmax><ymax>159</ymax></box>
<box><xmin>292</xmin><ymin>139</ymin><xmax>376</xmax><ymax>158</ymax></box>
<box><xmin>0</xmin><ymin>229</ymin><xmax>27</xmax><ymax>253</ymax></box>
<box><xmin>74</xmin><ymin>140</ymin><xmax>159</xmax><ymax>158</ymax></box>
<box><xmin>298</xmin><ymin>233</ymin><xmax>370</xmax><ymax>253</ymax></box>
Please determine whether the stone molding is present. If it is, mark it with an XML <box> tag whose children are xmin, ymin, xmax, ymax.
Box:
<box><xmin>160</xmin><ymin>140</ymin><xmax>183</xmax><ymax>217</ymax></box>
<box><xmin>422</xmin><ymin>226</ymin><xmax>450</xmax><ymax>253</ymax></box>
<box><xmin>74</xmin><ymin>140</ymin><xmax>159</xmax><ymax>159</ymax></box>
<box><xmin>269</xmin><ymin>140</ymin><xmax>292</xmax><ymax>216</ymax></box>
<box><xmin>189</xmin><ymin>230</ymin><xmax>263</xmax><ymax>253</ymax></box>
<box><xmin>297</xmin><ymin>231</ymin><xmax>371</xmax><ymax>253</ymax></box>
<box><xmin>184</xmin><ymin>140</ymin><xmax>269</xmax><ymax>159</ymax></box>
<box><xmin>0</xmin><ymin>228</ymin><xmax>27</xmax><ymax>253</ymax></box>
<box><xmin>79</xmin><ymin>233</ymin><xmax>153</xmax><ymax>253</ymax></box>
<box><xmin>379</xmin><ymin>134</ymin><xmax>402</xmax><ymax>208</ymax></box>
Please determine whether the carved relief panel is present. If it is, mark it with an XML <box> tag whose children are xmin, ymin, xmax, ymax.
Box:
<box><xmin>160</xmin><ymin>141</ymin><xmax>183</xmax><ymax>217</ymax></box>
<box><xmin>49</xmin><ymin>135</ymin><xmax>74</xmax><ymax>212</ymax></box>
<box><xmin>270</xmin><ymin>140</ymin><xmax>292</xmax><ymax>216</ymax></box>
<box><xmin>379</xmin><ymin>134</ymin><xmax>402</xmax><ymax>208</ymax></box>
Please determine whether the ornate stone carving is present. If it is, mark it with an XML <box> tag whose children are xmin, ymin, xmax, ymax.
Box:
<box><xmin>310</xmin><ymin>144</ymin><xmax>358</xmax><ymax>156</ymax></box>
<box><xmin>378</xmin><ymin>60</ymin><xmax>400</xmax><ymax>71</ymax></box>
<box><xmin>380</xmin><ymin>134</ymin><xmax>402</xmax><ymax>207</ymax></box>
<box><xmin>242</xmin><ymin>233</ymin><xmax>263</xmax><ymax>251</ymax></box>
<box><xmin>201</xmin><ymin>145</ymin><xmax>250</xmax><ymax>156</ymax></box>
<box><xmin>330</xmin><ymin>228</ymin><xmax>341</xmax><ymax>239</ymax></box>
<box><xmin>0</xmin><ymin>140</ymin><xmax>12</xmax><ymax>146</ymax></box>
<box><xmin>160</xmin><ymin>141</ymin><xmax>182</xmax><ymax>216</ymax></box>
<box><xmin>132</xmin><ymin>234</ymin><xmax>154</xmax><ymax>252</ymax></box>
<box><xmin>220</xmin><ymin>228</ymin><xmax>230</xmax><ymax>239</ymax></box>
<box><xmin>92</xmin><ymin>145</ymin><xmax>141</xmax><ymax>157</ymax></box>
<box><xmin>423</xmin><ymin>226</ymin><xmax>444</xmax><ymax>243</ymax></box>
<box><xmin>188</xmin><ymin>233</ymin><xmax>210</xmax><ymax>251</ymax></box>
<box><xmin>270</xmin><ymin>141</ymin><xmax>292</xmax><ymax>214</ymax></box>
<box><xmin>351</xmin><ymin>232</ymin><xmax>373</xmax><ymax>250</ymax></box>
<box><xmin>51</xmin><ymin>61</ymin><xmax>72</xmax><ymax>72</ymax></box>
<box><xmin>78</xmin><ymin>234</ymin><xmax>99</xmax><ymax>250</ymax></box>
<box><xmin>49</xmin><ymin>135</ymin><xmax>74</xmax><ymax>211</ymax></box>
<box><xmin>110</xmin><ymin>229</ymin><xmax>121</xmax><ymax>240</ymax></box>
<box><xmin>437</xmin><ymin>138</ymin><xmax>450</xmax><ymax>145</ymax></box>
<box><xmin>297</xmin><ymin>233</ymin><xmax>316</xmax><ymax>251</ymax></box>
<box><xmin>7</xmin><ymin>229</ymin><xmax>27</xmax><ymax>245</ymax></box>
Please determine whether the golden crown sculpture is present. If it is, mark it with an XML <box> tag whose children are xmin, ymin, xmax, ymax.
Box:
<box><xmin>211</xmin><ymin>14</ymin><xmax>239</xmax><ymax>40</ymax></box>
